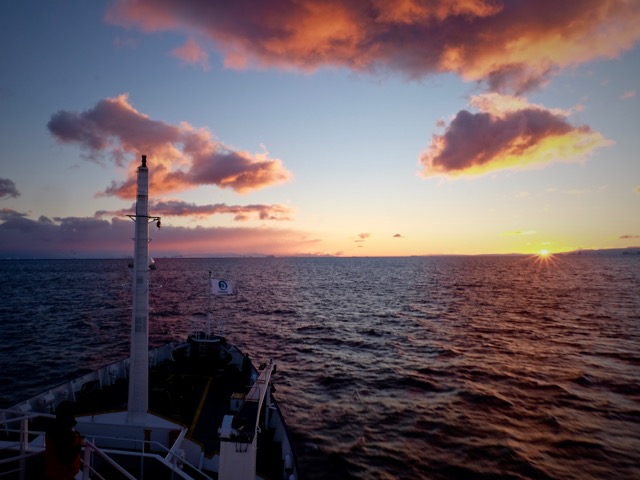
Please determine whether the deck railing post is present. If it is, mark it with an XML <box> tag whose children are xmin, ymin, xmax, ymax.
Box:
<box><xmin>82</xmin><ymin>444</ymin><xmax>92</xmax><ymax>479</ymax></box>
<box><xmin>19</xmin><ymin>417</ymin><xmax>28</xmax><ymax>480</ymax></box>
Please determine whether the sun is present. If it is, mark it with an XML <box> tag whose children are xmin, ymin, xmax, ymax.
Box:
<box><xmin>534</xmin><ymin>249</ymin><xmax>555</xmax><ymax>263</ymax></box>
<box><xmin>530</xmin><ymin>248</ymin><xmax>555</xmax><ymax>267</ymax></box>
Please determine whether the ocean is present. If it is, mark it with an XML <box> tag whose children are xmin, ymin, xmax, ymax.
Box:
<box><xmin>0</xmin><ymin>255</ymin><xmax>639</xmax><ymax>479</ymax></box>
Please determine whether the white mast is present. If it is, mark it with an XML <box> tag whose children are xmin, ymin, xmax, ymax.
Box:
<box><xmin>127</xmin><ymin>155</ymin><xmax>159</xmax><ymax>423</ymax></box>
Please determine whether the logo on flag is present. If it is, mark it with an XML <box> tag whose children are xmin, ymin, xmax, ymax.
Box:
<box><xmin>211</xmin><ymin>278</ymin><xmax>236</xmax><ymax>295</ymax></box>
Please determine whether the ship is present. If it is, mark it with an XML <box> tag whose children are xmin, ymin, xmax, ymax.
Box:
<box><xmin>0</xmin><ymin>156</ymin><xmax>300</xmax><ymax>480</ymax></box>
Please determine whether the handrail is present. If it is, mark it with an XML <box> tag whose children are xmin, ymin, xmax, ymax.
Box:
<box><xmin>83</xmin><ymin>436</ymin><xmax>211</xmax><ymax>480</ymax></box>
<box><xmin>165</xmin><ymin>426</ymin><xmax>189</xmax><ymax>462</ymax></box>
<box><xmin>82</xmin><ymin>439</ymin><xmax>136</xmax><ymax>480</ymax></box>
<box><xmin>93</xmin><ymin>449</ymin><xmax>210</xmax><ymax>480</ymax></box>
<box><xmin>0</xmin><ymin>421</ymin><xmax>135</xmax><ymax>480</ymax></box>
<box><xmin>0</xmin><ymin>450</ymin><xmax>43</xmax><ymax>467</ymax></box>
<box><xmin>0</xmin><ymin>409</ymin><xmax>211</xmax><ymax>480</ymax></box>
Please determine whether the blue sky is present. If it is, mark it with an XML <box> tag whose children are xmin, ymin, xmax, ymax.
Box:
<box><xmin>1</xmin><ymin>1</ymin><xmax>639</xmax><ymax>257</ymax></box>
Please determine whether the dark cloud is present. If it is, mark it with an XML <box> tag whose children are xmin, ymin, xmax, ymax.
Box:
<box><xmin>0</xmin><ymin>178</ymin><xmax>20</xmax><ymax>199</ymax></box>
<box><xmin>106</xmin><ymin>0</ymin><xmax>640</xmax><ymax>94</ymax></box>
<box><xmin>48</xmin><ymin>94</ymin><xmax>292</xmax><ymax>198</ymax></box>
<box><xmin>0</xmin><ymin>208</ymin><xmax>28</xmax><ymax>221</ymax></box>
<box><xmin>0</xmin><ymin>212</ymin><xmax>311</xmax><ymax>258</ymax></box>
<box><xmin>0</xmin><ymin>211</ymin><xmax>118</xmax><ymax>257</ymax></box>
<box><xmin>420</xmin><ymin>94</ymin><xmax>612</xmax><ymax>177</ymax></box>
<box><xmin>620</xmin><ymin>235</ymin><xmax>640</xmax><ymax>239</ymax></box>
<box><xmin>97</xmin><ymin>200</ymin><xmax>294</xmax><ymax>221</ymax></box>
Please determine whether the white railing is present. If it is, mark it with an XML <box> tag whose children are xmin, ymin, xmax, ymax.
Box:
<box><xmin>81</xmin><ymin>439</ymin><xmax>137</xmax><ymax>480</ymax></box>
<box><xmin>0</xmin><ymin>409</ymin><xmax>212</xmax><ymax>480</ymax></box>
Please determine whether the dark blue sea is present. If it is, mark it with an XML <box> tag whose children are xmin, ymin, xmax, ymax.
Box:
<box><xmin>1</xmin><ymin>255</ymin><xmax>639</xmax><ymax>479</ymax></box>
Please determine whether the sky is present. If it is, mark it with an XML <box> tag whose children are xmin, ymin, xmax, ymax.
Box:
<box><xmin>1</xmin><ymin>0</ymin><xmax>639</xmax><ymax>258</ymax></box>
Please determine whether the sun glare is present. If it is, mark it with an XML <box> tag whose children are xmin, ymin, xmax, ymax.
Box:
<box><xmin>529</xmin><ymin>248</ymin><xmax>557</xmax><ymax>269</ymax></box>
<box><xmin>533</xmin><ymin>249</ymin><xmax>556</xmax><ymax>265</ymax></box>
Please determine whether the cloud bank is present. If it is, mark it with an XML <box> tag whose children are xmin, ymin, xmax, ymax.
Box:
<box><xmin>98</xmin><ymin>200</ymin><xmax>293</xmax><ymax>221</ymax></box>
<box><xmin>420</xmin><ymin>94</ymin><xmax>612</xmax><ymax>177</ymax></box>
<box><xmin>106</xmin><ymin>0</ymin><xmax>640</xmax><ymax>94</ymax></box>
<box><xmin>47</xmin><ymin>94</ymin><xmax>292</xmax><ymax>198</ymax></box>
<box><xmin>0</xmin><ymin>209</ymin><xmax>311</xmax><ymax>258</ymax></box>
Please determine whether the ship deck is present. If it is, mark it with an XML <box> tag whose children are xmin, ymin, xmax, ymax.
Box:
<box><xmin>17</xmin><ymin>339</ymin><xmax>287</xmax><ymax>479</ymax></box>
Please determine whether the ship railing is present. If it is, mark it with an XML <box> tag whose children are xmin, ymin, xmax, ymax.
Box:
<box><xmin>0</xmin><ymin>411</ymin><xmax>135</xmax><ymax>480</ymax></box>
<box><xmin>78</xmin><ymin>430</ymin><xmax>213</xmax><ymax>480</ymax></box>
<box><xmin>3</xmin><ymin>343</ymin><xmax>185</xmax><ymax>418</ymax></box>
<box><xmin>0</xmin><ymin>412</ymin><xmax>42</xmax><ymax>480</ymax></box>
<box><xmin>0</xmin><ymin>409</ymin><xmax>212</xmax><ymax>480</ymax></box>
<box><xmin>81</xmin><ymin>439</ymin><xmax>136</xmax><ymax>480</ymax></box>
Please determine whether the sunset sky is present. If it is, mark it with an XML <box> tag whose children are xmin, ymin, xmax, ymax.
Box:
<box><xmin>1</xmin><ymin>1</ymin><xmax>639</xmax><ymax>258</ymax></box>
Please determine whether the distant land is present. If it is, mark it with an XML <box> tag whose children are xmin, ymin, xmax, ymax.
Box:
<box><xmin>118</xmin><ymin>247</ymin><xmax>640</xmax><ymax>259</ymax></box>
<box><xmin>2</xmin><ymin>247</ymin><xmax>640</xmax><ymax>260</ymax></box>
<box><xmin>557</xmin><ymin>247</ymin><xmax>640</xmax><ymax>256</ymax></box>
<box><xmin>163</xmin><ymin>248</ymin><xmax>640</xmax><ymax>259</ymax></box>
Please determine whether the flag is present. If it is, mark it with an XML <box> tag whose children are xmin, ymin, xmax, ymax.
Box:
<box><xmin>211</xmin><ymin>278</ymin><xmax>236</xmax><ymax>295</ymax></box>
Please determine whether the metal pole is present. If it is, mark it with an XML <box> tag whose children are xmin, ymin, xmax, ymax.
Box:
<box><xmin>19</xmin><ymin>417</ymin><xmax>27</xmax><ymax>480</ymax></box>
<box><xmin>128</xmin><ymin>155</ymin><xmax>150</xmax><ymax>423</ymax></box>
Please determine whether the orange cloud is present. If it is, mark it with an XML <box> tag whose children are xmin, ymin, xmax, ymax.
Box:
<box><xmin>419</xmin><ymin>94</ymin><xmax>613</xmax><ymax>177</ymax></box>
<box><xmin>47</xmin><ymin>94</ymin><xmax>292</xmax><ymax>198</ymax></box>
<box><xmin>98</xmin><ymin>200</ymin><xmax>293</xmax><ymax>221</ymax></box>
<box><xmin>106</xmin><ymin>0</ymin><xmax>640</xmax><ymax>93</ymax></box>
<box><xmin>171</xmin><ymin>37</ymin><xmax>210</xmax><ymax>70</ymax></box>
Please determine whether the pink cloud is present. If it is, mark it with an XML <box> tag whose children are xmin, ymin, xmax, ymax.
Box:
<box><xmin>47</xmin><ymin>94</ymin><xmax>292</xmax><ymax>198</ymax></box>
<box><xmin>420</xmin><ymin>94</ymin><xmax>613</xmax><ymax>177</ymax></box>
<box><xmin>620</xmin><ymin>90</ymin><xmax>636</xmax><ymax>99</ymax></box>
<box><xmin>105</xmin><ymin>0</ymin><xmax>640</xmax><ymax>93</ymax></box>
<box><xmin>171</xmin><ymin>37</ymin><xmax>210</xmax><ymax>70</ymax></box>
